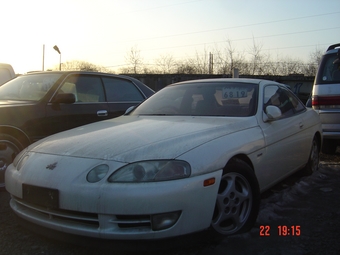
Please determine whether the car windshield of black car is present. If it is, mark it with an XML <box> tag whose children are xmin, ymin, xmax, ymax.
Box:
<box><xmin>0</xmin><ymin>73</ymin><xmax>63</xmax><ymax>101</ymax></box>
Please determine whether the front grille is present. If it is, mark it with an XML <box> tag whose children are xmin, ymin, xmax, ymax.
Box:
<box><xmin>12</xmin><ymin>196</ymin><xmax>154</xmax><ymax>232</ymax></box>
<box><xmin>13</xmin><ymin>196</ymin><xmax>100</xmax><ymax>228</ymax></box>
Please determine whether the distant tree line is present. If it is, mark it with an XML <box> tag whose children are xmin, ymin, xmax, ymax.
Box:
<box><xmin>53</xmin><ymin>39</ymin><xmax>323</xmax><ymax>76</ymax></box>
<box><xmin>53</xmin><ymin>60</ymin><xmax>112</xmax><ymax>73</ymax></box>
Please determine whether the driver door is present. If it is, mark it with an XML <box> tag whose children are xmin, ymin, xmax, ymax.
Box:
<box><xmin>44</xmin><ymin>74</ymin><xmax>109</xmax><ymax>136</ymax></box>
<box><xmin>258</xmin><ymin>84</ymin><xmax>310</xmax><ymax>189</ymax></box>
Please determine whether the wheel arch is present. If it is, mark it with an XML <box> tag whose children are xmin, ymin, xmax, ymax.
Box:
<box><xmin>0</xmin><ymin>125</ymin><xmax>31</xmax><ymax>149</ymax></box>
<box><xmin>224</xmin><ymin>154</ymin><xmax>255</xmax><ymax>172</ymax></box>
<box><xmin>211</xmin><ymin>153</ymin><xmax>260</xmax><ymax>236</ymax></box>
<box><xmin>314</xmin><ymin>131</ymin><xmax>322</xmax><ymax>152</ymax></box>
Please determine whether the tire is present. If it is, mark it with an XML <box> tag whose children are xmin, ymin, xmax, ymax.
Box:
<box><xmin>211</xmin><ymin>158</ymin><xmax>260</xmax><ymax>236</ymax></box>
<box><xmin>303</xmin><ymin>137</ymin><xmax>320</xmax><ymax>175</ymax></box>
<box><xmin>0</xmin><ymin>134</ymin><xmax>24</xmax><ymax>189</ymax></box>
<box><xmin>321</xmin><ymin>139</ymin><xmax>337</xmax><ymax>155</ymax></box>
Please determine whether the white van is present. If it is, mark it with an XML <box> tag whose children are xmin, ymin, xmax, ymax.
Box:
<box><xmin>312</xmin><ymin>43</ymin><xmax>340</xmax><ymax>154</ymax></box>
<box><xmin>0</xmin><ymin>63</ymin><xmax>15</xmax><ymax>85</ymax></box>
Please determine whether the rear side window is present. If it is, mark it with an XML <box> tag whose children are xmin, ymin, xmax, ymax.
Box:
<box><xmin>102</xmin><ymin>77</ymin><xmax>144</xmax><ymax>102</ymax></box>
<box><xmin>316</xmin><ymin>53</ymin><xmax>340</xmax><ymax>84</ymax></box>
<box><xmin>58</xmin><ymin>75</ymin><xmax>105</xmax><ymax>102</ymax></box>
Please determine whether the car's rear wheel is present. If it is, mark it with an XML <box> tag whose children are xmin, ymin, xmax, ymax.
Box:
<box><xmin>211</xmin><ymin>158</ymin><xmax>260</xmax><ymax>236</ymax></box>
<box><xmin>303</xmin><ymin>137</ymin><xmax>320</xmax><ymax>175</ymax></box>
<box><xmin>0</xmin><ymin>134</ymin><xmax>23</xmax><ymax>189</ymax></box>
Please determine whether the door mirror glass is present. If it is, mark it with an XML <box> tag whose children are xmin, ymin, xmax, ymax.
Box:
<box><xmin>265</xmin><ymin>105</ymin><xmax>282</xmax><ymax>121</ymax></box>
<box><xmin>52</xmin><ymin>93</ymin><xmax>76</xmax><ymax>104</ymax></box>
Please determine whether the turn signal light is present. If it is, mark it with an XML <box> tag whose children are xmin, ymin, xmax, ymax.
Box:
<box><xmin>203</xmin><ymin>178</ymin><xmax>215</xmax><ymax>187</ymax></box>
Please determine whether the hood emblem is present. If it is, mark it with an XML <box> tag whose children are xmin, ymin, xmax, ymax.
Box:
<box><xmin>46</xmin><ymin>162</ymin><xmax>57</xmax><ymax>170</ymax></box>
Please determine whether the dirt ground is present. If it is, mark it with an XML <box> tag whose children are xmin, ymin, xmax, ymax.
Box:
<box><xmin>203</xmin><ymin>159</ymin><xmax>340</xmax><ymax>255</ymax></box>
<box><xmin>0</xmin><ymin>152</ymin><xmax>339</xmax><ymax>255</ymax></box>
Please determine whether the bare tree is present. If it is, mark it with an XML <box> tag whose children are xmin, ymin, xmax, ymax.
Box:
<box><xmin>155</xmin><ymin>54</ymin><xmax>177</xmax><ymax>74</ymax></box>
<box><xmin>193</xmin><ymin>47</ymin><xmax>210</xmax><ymax>74</ymax></box>
<box><xmin>214</xmin><ymin>39</ymin><xmax>245</xmax><ymax>75</ymax></box>
<box><xmin>303</xmin><ymin>47</ymin><xmax>324</xmax><ymax>76</ymax></box>
<box><xmin>118</xmin><ymin>40</ymin><xmax>324</xmax><ymax>76</ymax></box>
<box><xmin>56</xmin><ymin>60</ymin><xmax>113</xmax><ymax>73</ymax></box>
<box><xmin>125</xmin><ymin>45</ymin><xmax>144</xmax><ymax>74</ymax></box>
<box><xmin>247</xmin><ymin>37</ymin><xmax>271</xmax><ymax>75</ymax></box>
<box><xmin>175</xmin><ymin>59</ymin><xmax>197</xmax><ymax>74</ymax></box>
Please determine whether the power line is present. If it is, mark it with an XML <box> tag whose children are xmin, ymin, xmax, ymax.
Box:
<box><xmin>119</xmin><ymin>11</ymin><xmax>340</xmax><ymax>43</ymax></box>
<box><xmin>139</xmin><ymin>27</ymin><xmax>339</xmax><ymax>53</ymax></box>
<box><xmin>125</xmin><ymin>0</ymin><xmax>203</xmax><ymax>14</ymax></box>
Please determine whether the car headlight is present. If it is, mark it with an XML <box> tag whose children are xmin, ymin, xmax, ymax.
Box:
<box><xmin>87</xmin><ymin>164</ymin><xmax>109</xmax><ymax>183</ymax></box>
<box><xmin>108</xmin><ymin>160</ymin><xmax>191</xmax><ymax>183</ymax></box>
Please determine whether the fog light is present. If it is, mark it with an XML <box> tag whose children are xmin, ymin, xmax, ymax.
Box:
<box><xmin>151</xmin><ymin>211</ymin><xmax>181</xmax><ymax>231</ymax></box>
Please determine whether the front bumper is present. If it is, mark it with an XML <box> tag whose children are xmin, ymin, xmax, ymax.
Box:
<box><xmin>8</xmin><ymin>169</ymin><xmax>222</xmax><ymax>240</ymax></box>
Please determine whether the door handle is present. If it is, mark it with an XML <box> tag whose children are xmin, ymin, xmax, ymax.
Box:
<box><xmin>97</xmin><ymin>110</ymin><xmax>108</xmax><ymax>117</ymax></box>
<box><xmin>299</xmin><ymin>122</ymin><xmax>304</xmax><ymax>129</ymax></box>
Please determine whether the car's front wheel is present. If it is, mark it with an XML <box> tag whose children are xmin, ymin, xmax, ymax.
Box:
<box><xmin>211</xmin><ymin>158</ymin><xmax>260</xmax><ymax>236</ymax></box>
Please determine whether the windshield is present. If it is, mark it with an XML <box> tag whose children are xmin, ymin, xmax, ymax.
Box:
<box><xmin>316</xmin><ymin>52</ymin><xmax>340</xmax><ymax>84</ymax></box>
<box><xmin>0</xmin><ymin>73</ymin><xmax>62</xmax><ymax>101</ymax></box>
<box><xmin>131</xmin><ymin>82</ymin><xmax>258</xmax><ymax>117</ymax></box>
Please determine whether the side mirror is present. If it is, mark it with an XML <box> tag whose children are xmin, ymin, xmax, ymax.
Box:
<box><xmin>125</xmin><ymin>105</ymin><xmax>136</xmax><ymax>115</ymax></box>
<box><xmin>306</xmin><ymin>98</ymin><xmax>312</xmax><ymax>107</ymax></box>
<box><xmin>265</xmin><ymin>105</ymin><xmax>282</xmax><ymax>121</ymax></box>
<box><xmin>52</xmin><ymin>93</ymin><xmax>76</xmax><ymax>104</ymax></box>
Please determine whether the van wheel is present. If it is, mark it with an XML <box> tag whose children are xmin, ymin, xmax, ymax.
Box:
<box><xmin>322</xmin><ymin>139</ymin><xmax>337</xmax><ymax>155</ymax></box>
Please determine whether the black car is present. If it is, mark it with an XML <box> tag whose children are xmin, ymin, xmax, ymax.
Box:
<box><xmin>0</xmin><ymin>71</ymin><xmax>154</xmax><ymax>187</ymax></box>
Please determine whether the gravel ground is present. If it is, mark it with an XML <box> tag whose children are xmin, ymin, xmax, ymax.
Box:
<box><xmin>1</xmin><ymin>152</ymin><xmax>340</xmax><ymax>255</ymax></box>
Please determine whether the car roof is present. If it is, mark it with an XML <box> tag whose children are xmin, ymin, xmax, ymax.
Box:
<box><xmin>326</xmin><ymin>43</ymin><xmax>340</xmax><ymax>52</ymax></box>
<box><xmin>20</xmin><ymin>71</ymin><xmax>155</xmax><ymax>96</ymax></box>
<box><xmin>22</xmin><ymin>71</ymin><xmax>145</xmax><ymax>83</ymax></box>
<box><xmin>324</xmin><ymin>43</ymin><xmax>340</xmax><ymax>55</ymax></box>
<box><xmin>325</xmin><ymin>49</ymin><xmax>339</xmax><ymax>56</ymax></box>
<box><xmin>24</xmin><ymin>71</ymin><xmax>120</xmax><ymax>76</ymax></box>
<box><xmin>170</xmin><ymin>78</ymin><xmax>281</xmax><ymax>87</ymax></box>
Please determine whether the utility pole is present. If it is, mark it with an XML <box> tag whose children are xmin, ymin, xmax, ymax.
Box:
<box><xmin>42</xmin><ymin>44</ymin><xmax>45</xmax><ymax>71</ymax></box>
<box><xmin>209</xmin><ymin>52</ymin><xmax>213</xmax><ymax>74</ymax></box>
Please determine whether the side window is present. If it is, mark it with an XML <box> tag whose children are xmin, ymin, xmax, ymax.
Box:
<box><xmin>102</xmin><ymin>77</ymin><xmax>144</xmax><ymax>102</ymax></box>
<box><xmin>285</xmin><ymin>89</ymin><xmax>305</xmax><ymax>113</ymax></box>
<box><xmin>264</xmin><ymin>85</ymin><xmax>302</xmax><ymax>118</ymax></box>
<box><xmin>58</xmin><ymin>75</ymin><xmax>105</xmax><ymax>103</ymax></box>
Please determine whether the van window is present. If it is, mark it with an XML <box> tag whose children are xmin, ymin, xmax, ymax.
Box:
<box><xmin>316</xmin><ymin>53</ymin><xmax>340</xmax><ymax>84</ymax></box>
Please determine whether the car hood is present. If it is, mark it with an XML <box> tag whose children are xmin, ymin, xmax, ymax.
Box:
<box><xmin>0</xmin><ymin>100</ymin><xmax>35</xmax><ymax>106</ymax></box>
<box><xmin>29</xmin><ymin>115</ymin><xmax>258</xmax><ymax>162</ymax></box>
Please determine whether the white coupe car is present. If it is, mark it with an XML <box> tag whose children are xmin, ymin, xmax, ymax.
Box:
<box><xmin>5</xmin><ymin>78</ymin><xmax>321</xmax><ymax>240</ymax></box>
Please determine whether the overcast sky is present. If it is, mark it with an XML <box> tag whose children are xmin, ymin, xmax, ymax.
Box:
<box><xmin>1</xmin><ymin>0</ymin><xmax>339</xmax><ymax>74</ymax></box>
